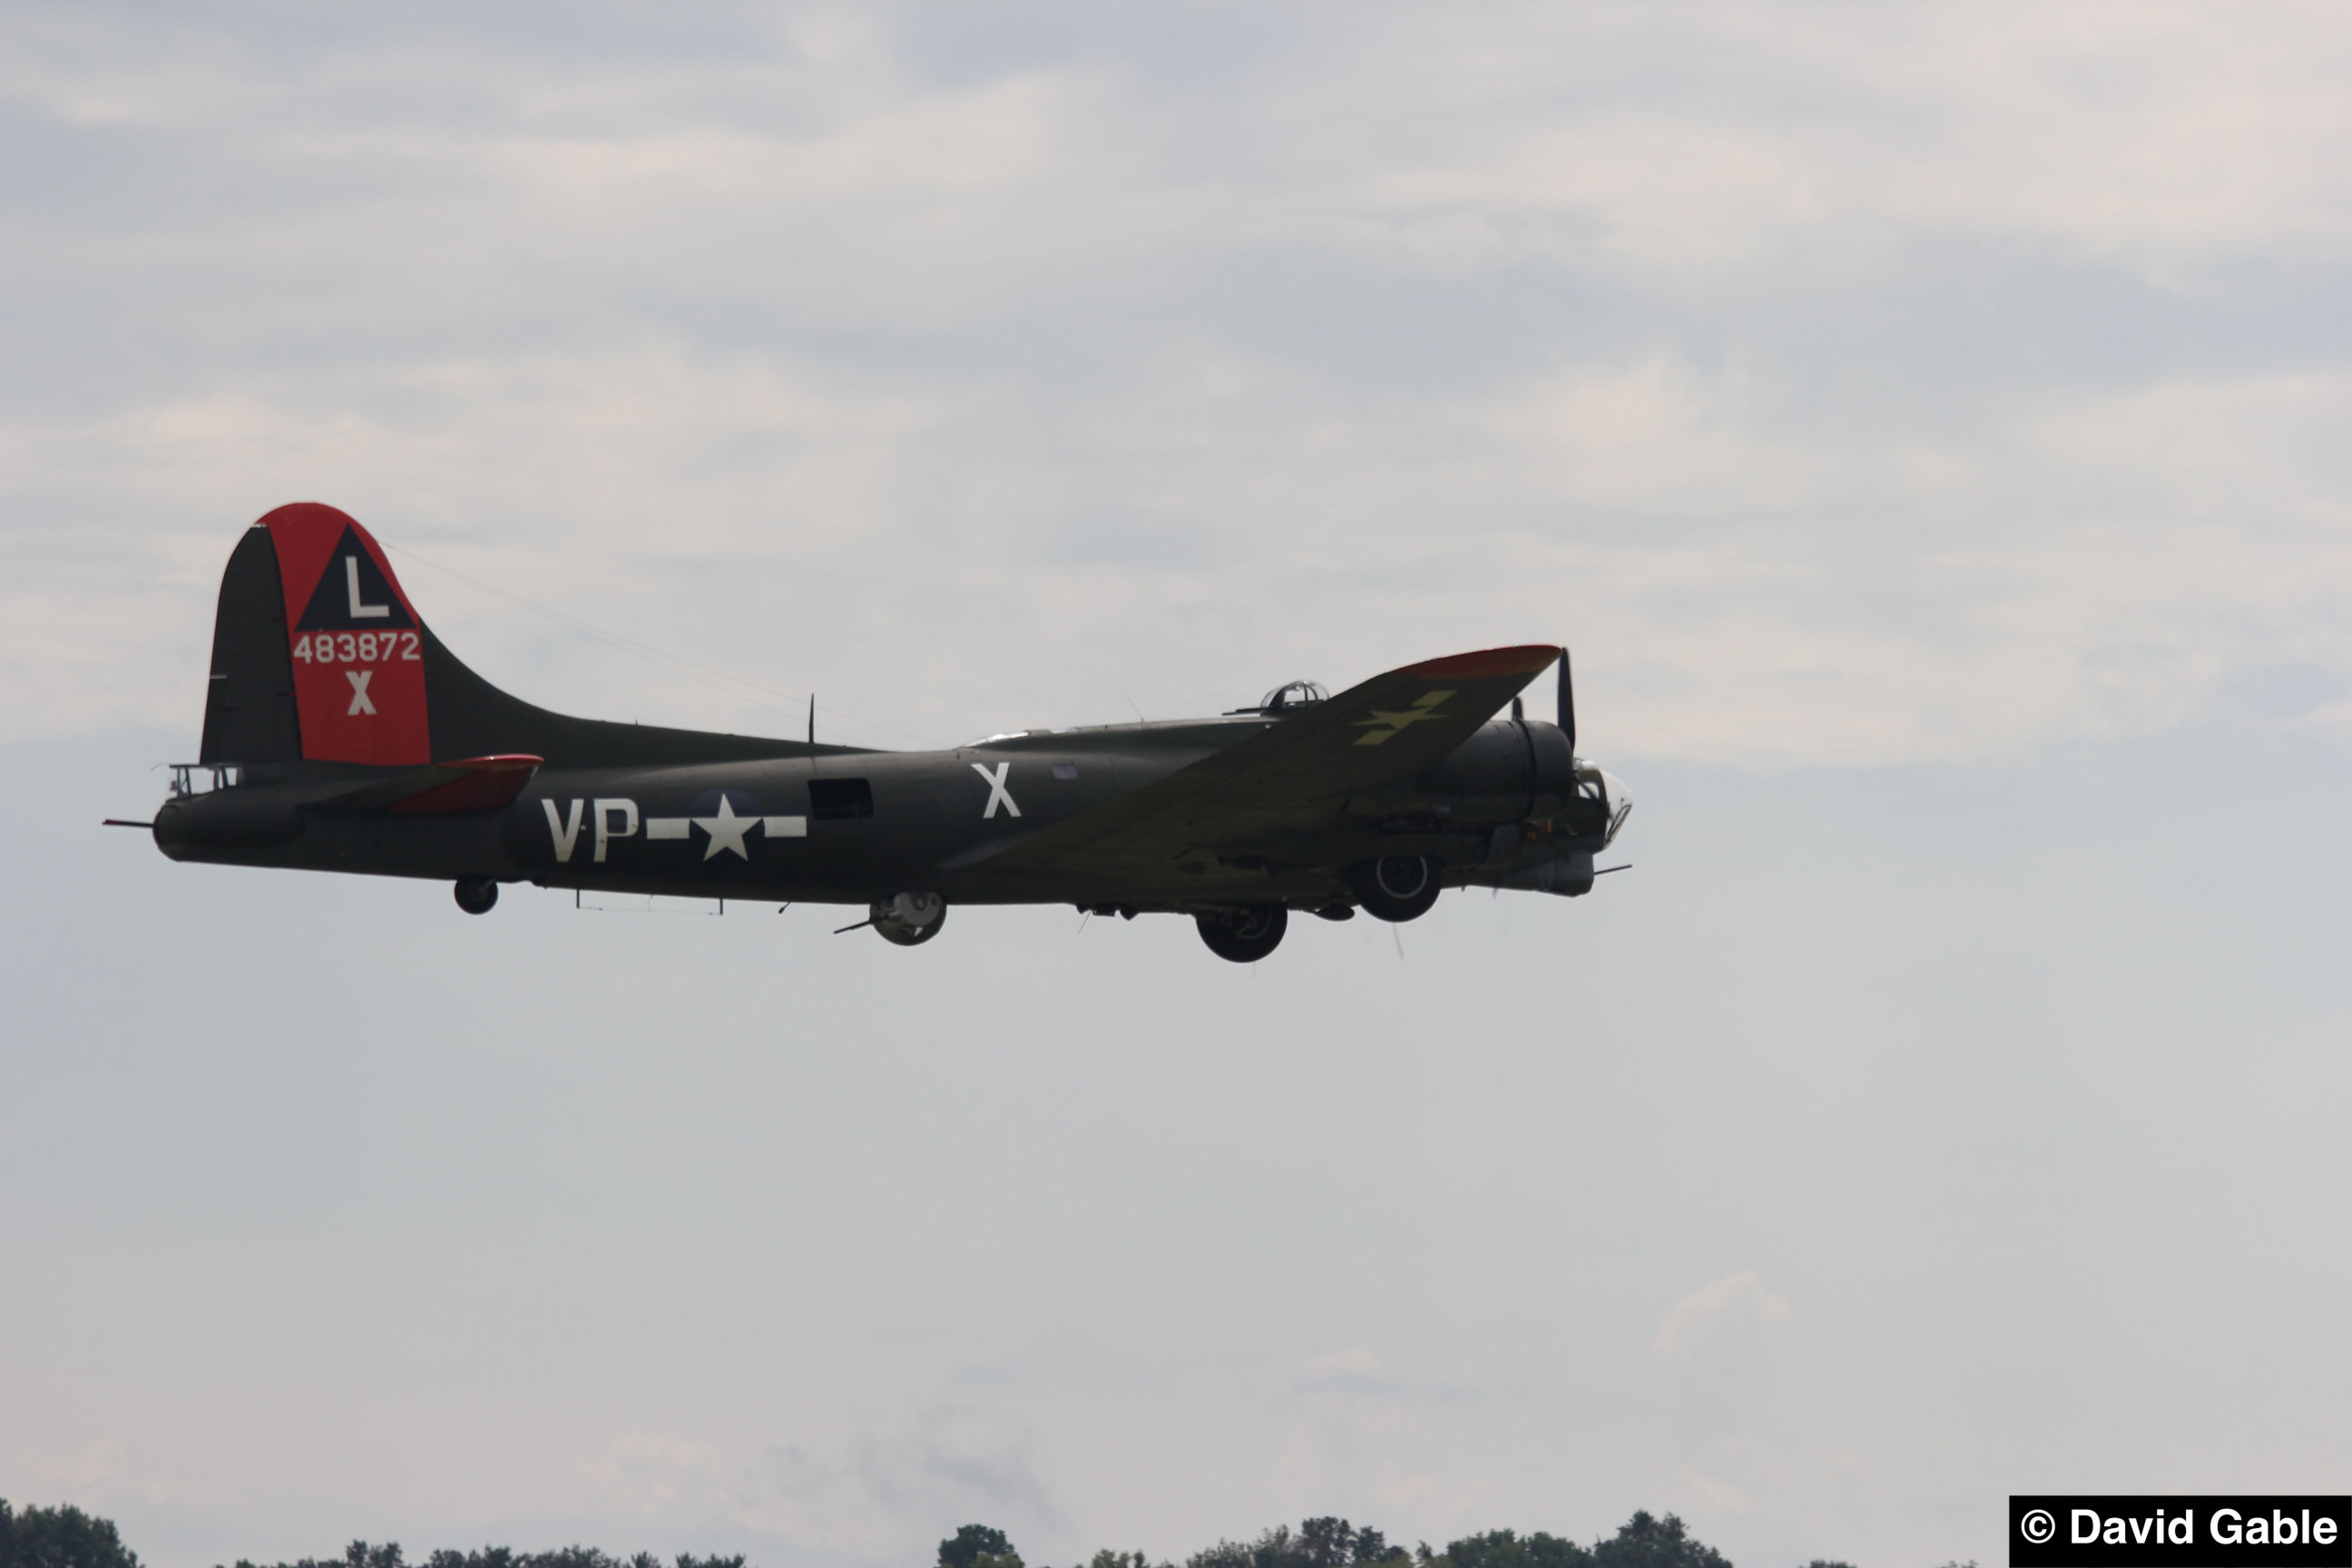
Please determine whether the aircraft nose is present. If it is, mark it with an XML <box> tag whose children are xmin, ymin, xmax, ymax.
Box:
<box><xmin>1599</xmin><ymin>769</ymin><xmax>1632</xmax><ymax>845</ymax></box>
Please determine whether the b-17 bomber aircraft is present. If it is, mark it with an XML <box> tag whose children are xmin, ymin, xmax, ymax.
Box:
<box><xmin>126</xmin><ymin>504</ymin><xmax>1632</xmax><ymax>962</ymax></box>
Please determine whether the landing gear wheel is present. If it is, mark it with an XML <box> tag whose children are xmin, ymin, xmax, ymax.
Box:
<box><xmin>1196</xmin><ymin>903</ymin><xmax>1288</xmax><ymax>963</ymax></box>
<box><xmin>1351</xmin><ymin>855</ymin><xmax>1442</xmax><ymax>922</ymax></box>
<box><xmin>872</xmin><ymin>891</ymin><xmax>946</xmax><ymax>946</ymax></box>
<box><xmin>454</xmin><ymin>877</ymin><xmax>499</xmax><ymax>916</ymax></box>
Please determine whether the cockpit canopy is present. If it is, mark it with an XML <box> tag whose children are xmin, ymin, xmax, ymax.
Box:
<box><xmin>1253</xmin><ymin>680</ymin><xmax>1328</xmax><ymax>714</ymax></box>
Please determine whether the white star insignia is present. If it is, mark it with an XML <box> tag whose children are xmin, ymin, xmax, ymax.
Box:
<box><xmin>694</xmin><ymin>795</ymin><xmax>759</xmax><ymax>860</ymax></box>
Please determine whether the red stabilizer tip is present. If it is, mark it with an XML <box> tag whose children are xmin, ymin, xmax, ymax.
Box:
<box><xmin>389</xmin><ymin>755</ymin><xmax>544</xmax><ymax>815</ymax></box>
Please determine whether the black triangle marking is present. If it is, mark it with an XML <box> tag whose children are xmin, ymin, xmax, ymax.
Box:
<box><xmin>296</xmin><ymin>526</ymin><xmax>416</xmax><ymax>631</ymax></box>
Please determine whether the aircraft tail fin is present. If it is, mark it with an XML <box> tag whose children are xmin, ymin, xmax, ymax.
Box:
<box><xmin>201</xmin><ymin>503</ymin><xmax>431</xmax><ymax>766</ymax></box>
<box><xmin>197</xmin><ymin>522</ymin><xmax>303</xmax><ymax>766</ymax></box>
<box><xmin>198</xmin><ymin>504</ymin><xmax>851</xmax><ymax>771</ymax></box>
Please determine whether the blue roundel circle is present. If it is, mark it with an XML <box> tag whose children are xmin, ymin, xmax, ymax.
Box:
<box><xmin>689</xmin><ymin>788</ymin><xmax>762</xmax><ymax>818</ymax></box>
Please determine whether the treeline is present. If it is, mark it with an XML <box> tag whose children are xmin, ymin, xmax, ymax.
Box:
<box><xmin>225</xmin><ymin>1547</ymin><xmax>748</xmax><ymax>1568</ymax></box>
<box><xmin>937</xmin><ymin>1513</ymin><xmax>1834</xmax><ymax>1568</ymax></box>
<box><xmin>2</xmin><ymin>1500</ymin><xmax>144</xmax><ymax>1568</ymax></box>
<box><xmin>1</xmin><ymin>1496</ymin><xmax>1879</xmax><ymax>1568</ymax></box>
<box><xmin>0</xmin><ymin>1508</ymin><xmax>750</xmax><ymax>1568</ymax></box>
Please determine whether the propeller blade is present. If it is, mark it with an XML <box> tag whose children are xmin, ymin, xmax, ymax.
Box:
<box><xmin>1557</xmin><ymin>646</ymin><xmax>1575</xmax><ymax>755</ymax></box>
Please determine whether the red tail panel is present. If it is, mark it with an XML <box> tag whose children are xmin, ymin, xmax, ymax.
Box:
<box><xmin>260</xmin><ymin>503</ymin><xmax>432</xmax><ymax>766</ymax></box>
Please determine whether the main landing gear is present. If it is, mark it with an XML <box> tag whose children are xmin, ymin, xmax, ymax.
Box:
<box><xmin>453</xmin><ymin>877</ymin><xmax>499</xmax><ymax>915</ymax></box>
<box><xmin>1350</xmin><ymin>854</ymin><xmax>1443</xmax><ymax>922</ymax></box>
<box><xmin>1196</xmin><ymin>903</ymin><xmax>1288</xmax><ymax>963</ymax></box>
<box><xmin>1191</xmin><ymin>856</ymin><xmax>1444</xmax><ymax>961</ymax></box>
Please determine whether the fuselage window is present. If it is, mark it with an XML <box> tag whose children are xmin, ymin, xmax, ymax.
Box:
<box><xmin>808</xmin><ymin>778</ymin><xmax>874</xmax><ymax>820</ymax></box>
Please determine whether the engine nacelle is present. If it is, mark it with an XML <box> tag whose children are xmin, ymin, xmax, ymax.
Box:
<box><xmin>1417</xmin><ymin>720</ymin><xmax>1603</xmax><ymax>830</ymax></box>
<box><xmin>1502</xmin><ymin>848</ymin><xmax>1596</xmax><ymax>897</ymax></box>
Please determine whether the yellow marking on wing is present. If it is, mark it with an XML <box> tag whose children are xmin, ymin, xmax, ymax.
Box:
<box><xmin>1351</xmin><ymin>689</ymin><xmax>1455</xmax><ymax>745</ymax></box>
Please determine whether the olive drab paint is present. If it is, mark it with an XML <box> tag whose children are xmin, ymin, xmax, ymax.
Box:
<box><xmin>145</xmin><ymin>504</ymin><xmax>1633</xmax><ymax>963</ymax></box>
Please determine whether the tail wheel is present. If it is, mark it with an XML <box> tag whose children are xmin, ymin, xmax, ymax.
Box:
<box><xmin>1197</xmin><ymin>903</ymin><xmax>1288</xmax><ymax>963</ymax></box>
<box><xmin>872</xmin><ymin>891</ymin><xmax>947</xmax><ymax>946</ymax></box>
<box><xmin>453</xmin><ymin>877</ymin><xmax>499</xmax><ymax>915</ymax></box>
<box><xmin>1351</xmin><ymin>855</ymin><xmax>1442</xmax><ymax>922</ymax></box>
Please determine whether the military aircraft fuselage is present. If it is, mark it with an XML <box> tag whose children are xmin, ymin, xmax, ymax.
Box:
<box><xmin>136</xmin><ymin>505</ymin><xmax>1632</xmax><ymax>960</ymax></box>
<box><xmin>155</xmin><ymin>712</ymin><xmax>1630</xmax><ymax>911</ymax></box>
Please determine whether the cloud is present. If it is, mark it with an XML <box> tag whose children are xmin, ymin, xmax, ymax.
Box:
<box><xmin>1298</xmin><ymin>5</ymin><xmax>2352</xmax><ymax>279</ymax></box>
<box><xmin>1301</xmin><ymin>1345</ymin><xmax>1384</xmax><ymax>1383</ymax></box>
<box><xmin>6</xmin><ymin>3</ymin><xmax>2352</xmax><ymax>769</ymax></box>
<box><xmin>1654</xmin><ymin>1271</ymin><xmax>1790</xmax><ymax>1357</ymax></box>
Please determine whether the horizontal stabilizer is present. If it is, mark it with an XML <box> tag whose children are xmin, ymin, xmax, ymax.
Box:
<box><xmin>316</xmin><ymin>754</ymin><xmax>543</xmax><ymax>815</ymax></box>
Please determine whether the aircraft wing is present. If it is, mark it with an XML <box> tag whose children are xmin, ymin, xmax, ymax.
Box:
<box><xmin>974</xmin><ymin>645</ymin><xmax>1560</xmax><ymax>883</ymax></box>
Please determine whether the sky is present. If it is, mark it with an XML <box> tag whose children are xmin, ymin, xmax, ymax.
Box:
<box><xmin>3</xmin><ymin>5</ymin><xmax>2349</xmax><ymax>1567</ymax></box>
